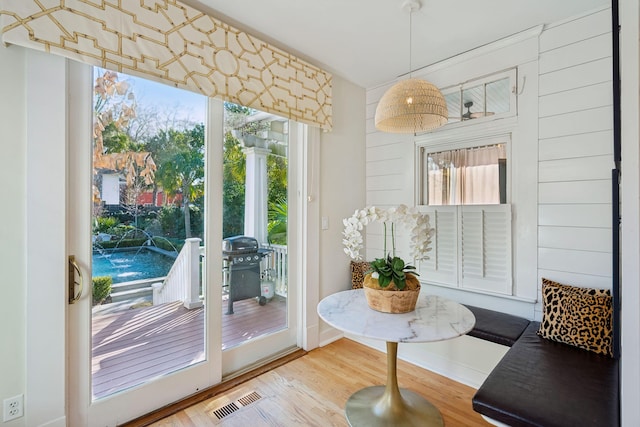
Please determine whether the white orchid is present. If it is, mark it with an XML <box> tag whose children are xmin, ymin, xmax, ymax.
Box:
<box><xmin>342</xmin><ymin>204</ymin><xmax>434</xmax><ymax>262</ymax></box>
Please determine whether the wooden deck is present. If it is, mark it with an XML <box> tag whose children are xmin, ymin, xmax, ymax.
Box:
<box><xmin>92</xmin><ymin>296</ymin><xmax>287</xmax><ymax>399</ymax></box>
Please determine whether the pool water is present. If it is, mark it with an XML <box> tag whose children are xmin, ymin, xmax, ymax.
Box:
<box><xmin>92</xmin><ymin>249</ymin><xmax>176</xmax><ymax>284</ymax></box>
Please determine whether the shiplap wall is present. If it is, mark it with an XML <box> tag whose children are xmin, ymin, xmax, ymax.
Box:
<box><xmin>536</xmin><ymin>8</ymin><xmax>613</xmax><ymax>317</ymax></box>
<box><xmin>364</xmin><ymin>6</ymin><xmax>612</xmax><ymax>320</ymax></box>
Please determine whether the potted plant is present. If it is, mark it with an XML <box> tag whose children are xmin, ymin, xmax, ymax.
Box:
<box><xmin>343</xmin><ymin>205</ymin><xmax>433</xmax><ymax>313</ymax></box>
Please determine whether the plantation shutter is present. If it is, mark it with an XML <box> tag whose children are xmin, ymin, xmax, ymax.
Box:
<box><xmin>419</xmin><ymin>204</ymin><xmax>512</xmax><ymax>295</ymax></box>
<box><xmin>460</xmin><ymin>205</ymin><xmax>512</xmax><ymax>294</ymax></box>
<box><xmin>419</xmin><ymin>207</ymin><xmax>458</xmax><ymax>285</ymax></box>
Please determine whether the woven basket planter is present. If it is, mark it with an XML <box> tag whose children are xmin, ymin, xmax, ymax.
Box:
<box><xmin>363</xmin><ymin>273</ymin><xmax>421</xmax><ymax>314</ymax></box>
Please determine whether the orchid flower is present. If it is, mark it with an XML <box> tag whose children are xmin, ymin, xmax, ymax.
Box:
<box><xmin>342</xmin><ymin>205</ymin><xmax>433</xmax><ymax>262</ymax></box>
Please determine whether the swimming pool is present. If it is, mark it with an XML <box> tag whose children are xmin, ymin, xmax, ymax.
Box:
<box><xmin>92</xmin><ymin>248</ymin><xmax>176</xmax><ymax>284</ymax></box>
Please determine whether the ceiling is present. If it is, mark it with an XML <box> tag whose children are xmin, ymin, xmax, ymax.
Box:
<box><xmin>184</xmin><ymin>0</ymin><xmax>610</xmax><ymax>89</ymax></box>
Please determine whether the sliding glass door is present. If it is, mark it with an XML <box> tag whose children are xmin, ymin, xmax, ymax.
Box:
<box><xmin>67</xmin><ymin>61</ymin><xmax>299</xmax><ymax>425</ymax></box>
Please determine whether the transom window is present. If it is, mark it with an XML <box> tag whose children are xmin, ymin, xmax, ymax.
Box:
<box><xmin>442</xmin><ymin>69</ymin><xmax>517</xmax><ymax>125</ymax></box>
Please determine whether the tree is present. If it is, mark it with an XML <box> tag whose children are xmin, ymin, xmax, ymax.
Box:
<box><xmin>267</xmin><ymin>197</ymin><xmax>287</xmax><ymax>244</ymax></box>
<box><xmin>120</xmin><ymin>175</ymin><xmax>147</xmax><ymax>227</ymax></box>
<box><xmin>93</xmin><ymin>69</ymin><xmax>156</xmax><ymax>207</ymax></box>
<box><xmin>265</xmin><ymin>149</ymin><xmax>287</xmax><ymax>244</ymax></box>
<box><xmin>152</xmin><ymin>124</ymin><xmax>205</xmax><ymax>238</ymax></box>
<box><xmin>222</xmin><ymin>129</ymin><xmax>246</xmax><ymax>237</ymax></box>
<box><xmin>101</xmin><ymin>121</ymin><xmax>133</xmax><ymax>153</ymax></box>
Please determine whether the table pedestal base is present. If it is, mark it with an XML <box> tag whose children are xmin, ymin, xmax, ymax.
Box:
<box><xmin>344</xmin><ymin>342</ymin><xmax>443</xmax><ymax>426</ymax></box>
<box><xmin>346</xmin><ymin>386</ymin><xmax>443</xmax><ymax>427</ymax></box>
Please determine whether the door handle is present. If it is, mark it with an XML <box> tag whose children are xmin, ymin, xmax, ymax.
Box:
<box><xmin>69</xmin><ymin>255</ymin><xmax>84</xmax><ymax>304</ymax></box>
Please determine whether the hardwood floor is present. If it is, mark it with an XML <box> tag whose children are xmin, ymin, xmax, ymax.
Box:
<box><xmin>146</xmin><ymin>339</ymin><xmax>491</xmax><ymax>427</ymax></box>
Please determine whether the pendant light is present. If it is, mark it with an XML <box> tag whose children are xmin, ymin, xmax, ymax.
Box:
<box><xmin>374</xmin><ymin>0</ymin><xmax>448</xmax><ymax>134</ymax></box>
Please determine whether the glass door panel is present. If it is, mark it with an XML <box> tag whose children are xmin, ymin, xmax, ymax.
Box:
<box><xmin>90</xmin><ymin>68</ymin><xmax>207</xmax><ymax>398</ymax></box>
<box><xmin>221</xmin><ymin>104</ymin><xmax>289</xmax><ymax>351</ymax></box>
<box><xmin>68</xmin><ymin>60</ymin><xmax>222</xmax><ymax>426</ymax></box>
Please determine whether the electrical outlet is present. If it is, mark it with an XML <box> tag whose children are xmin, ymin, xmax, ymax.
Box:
<box><xmin>3</xmin><ymin>394</ymin><xmax>23</xmax><ymax>422</ymax></box>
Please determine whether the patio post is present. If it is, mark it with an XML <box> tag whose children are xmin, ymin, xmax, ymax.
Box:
<box><xmin>243</xmin><ymin>146</ymin><xmax>270</xmax><ymax>245</ymax></box>
<box><xmin>184</xmin><ymin>237</ymin><xmax>203</xmax><ymax>309</ymax></box>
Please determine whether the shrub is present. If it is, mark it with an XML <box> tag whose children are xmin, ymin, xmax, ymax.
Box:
<box><xmin>99</xmin><ymin>238</ymin><xmax>147</xmax><ymax>249</ymax></box>
<box><xmin>110</xmin><ymin>223</ymin><xmax>137</xmax><ymax>238</ymax></box>
<box><xmin>92</xmin><ymin>276</ymin><xmax>112</xmax><ymax>305</ymax></box>
<box><xmin>188</xmin><ymin>204</ymin><xmax>204</xmax><ymax>239</ymax></box>
<box><xmin>94</xmin><ymin>216</ymin><xmax>119</xmax><ymax>234</ymax></box>
<box><xmin>158</xmin><ymin>205</ymin><xmax>185</xmax><ymax>237</ymax></box>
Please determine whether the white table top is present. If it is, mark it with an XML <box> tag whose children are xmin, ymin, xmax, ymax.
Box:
<box><xmin>317</xmin><ymin>289</ymin><xmax>475</xmax><ymax>343</ymax></box>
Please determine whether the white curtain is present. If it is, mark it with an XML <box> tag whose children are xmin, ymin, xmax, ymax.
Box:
<box><xmin>427</xmin><ymin>144</ymin><xmax>506</xmax><ymax>205</ymax></box>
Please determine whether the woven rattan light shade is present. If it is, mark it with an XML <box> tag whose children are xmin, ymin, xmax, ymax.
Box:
<box><xmin>375</xmin><ymin>78</ymin><xmax>448</xmax><ymax>134</ymax></box>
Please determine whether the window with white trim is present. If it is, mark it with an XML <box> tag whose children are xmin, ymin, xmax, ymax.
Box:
<box><xmin>442</xmin><ymin>68</ymin><xmax>517</xmax><ymax>125</ymax></box>
<box><xmin>417</xmin><ymin>134</ymin><xmax>513</xmax><ymax>295</ymax></box>
<box><xmin>405</xmin><ymin>33</ymin><xmax>541</xmax><ymax>307</ymax></box>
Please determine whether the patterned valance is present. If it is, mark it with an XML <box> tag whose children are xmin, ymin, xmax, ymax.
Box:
<box><xmin>0</xmin><ymin>0</ymin><xmax>332</xmax><ymax>130</ymax></box>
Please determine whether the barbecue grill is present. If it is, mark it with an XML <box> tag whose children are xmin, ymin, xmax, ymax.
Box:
<box><xmin>222</xmin><ymin>235</ymin><xmax>271</xmax><ymax>314</ymax></box>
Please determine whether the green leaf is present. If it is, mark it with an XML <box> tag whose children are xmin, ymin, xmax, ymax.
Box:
<box><xmin>391</xmin><ymin>256</ymin><xmax>405</xmax><ymax>271</ymax></box>
<box><xmin>393</xmin><ymin>271</ymin><xmax>407</xmax><ymax>283</ymax></box>
<box><xmin>379</xmin><ymin>275</ymin><xmax>391</xmax><ymax>287</ymax></box>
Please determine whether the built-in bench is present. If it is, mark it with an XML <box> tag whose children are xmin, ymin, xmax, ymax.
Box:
<box><xmin>463</xmin><ymin>305</ymin><xmax>531</xmax><ymax>347</ymax></box>
<box><xmin>348</xmin><ymin>264</ymin><xmax>619</xmax><ymax>426</ymax></box>
<box><xmin>464</xmin><ymin>306</ymin><xmax>619</xmax><ymax>427</ymax></box>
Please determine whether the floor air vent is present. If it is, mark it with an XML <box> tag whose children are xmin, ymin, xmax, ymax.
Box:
<box><xmin>211</xmin><ymin>391</ymin><xmax>262</xmax><ymax>420</ymax></box>
<box><xmin>237</xmin><ymin>391</ymin><xmax>261</xmax><ymax>406</ymax></box>
<box><xmin>212</xmin><ymin>402</ymin><xmax>240</xmax><ymax>420</ymax></box>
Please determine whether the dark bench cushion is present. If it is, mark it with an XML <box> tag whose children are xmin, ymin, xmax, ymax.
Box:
<box><xmin>463</xmin><ymin>305</ymin><xmax>531</xmax><ymax>347</ymax></box>
<box><xmin>472</xmin><ymin>321</ymin><xmax>619</xmax><ymax>427</ymax></box>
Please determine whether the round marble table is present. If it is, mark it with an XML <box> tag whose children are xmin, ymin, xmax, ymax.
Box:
<box><xmin>317</xmin><ymin>289</ymin><xmax>475</xmax><ymax>427</ymax></box>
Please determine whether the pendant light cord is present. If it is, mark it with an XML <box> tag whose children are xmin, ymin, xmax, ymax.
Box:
<box><xmin>409</xmin><ymin>7</ymin><xmax>413</xmax><ymax>77</ymax></box>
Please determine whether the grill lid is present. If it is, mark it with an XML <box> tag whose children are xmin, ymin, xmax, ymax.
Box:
<box><xmin>222</xmin><ymin>235</ymin><xmax>259</xmax><ymax>254</ymax></box>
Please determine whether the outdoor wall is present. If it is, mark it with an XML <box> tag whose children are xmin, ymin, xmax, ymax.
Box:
<box><xmin>0</xmin><ymin>41</ymin><xmax>27</xmax><ymax>427</ymax></box>
<box><xmin>317</xmin><ymin>75</ymin><xmax>366</xmax><ymax>345</ymax></box>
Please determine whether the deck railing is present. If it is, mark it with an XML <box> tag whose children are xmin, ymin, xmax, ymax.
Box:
<box><xmin>265</xmin><ymin>244</ymin><xmax>288</xmax><ymax>295</ymax></box>
<box><xmin>152</xmin><ymin>238</ymin><xmax>203</xmax><ymax>309</ymax></box>
<box><xmin>152</xmin><ymin>240</ymin><xmax>288</xmax><ymax>308</ymax></box>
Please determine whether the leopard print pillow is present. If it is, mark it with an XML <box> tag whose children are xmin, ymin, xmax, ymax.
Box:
<box><xmin>350</xmin><ymin>261</ymin><xmax>371</xmax><ymax>289</ymax></box>
<box><xmin>537</xmin><ymin>278</ymin><xmax>613</xmax><ymax>357</ymax></box>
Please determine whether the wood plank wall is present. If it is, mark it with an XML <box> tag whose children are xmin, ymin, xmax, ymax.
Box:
<box><xmin>364</xmin><ymin>7</ymin><xmax>613</xmax><ymax>316</ymax></box>
<box><xmin>537</xmin><ymin>8</ymin><xmax>614</xmax><ymax>316</ymax></box>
